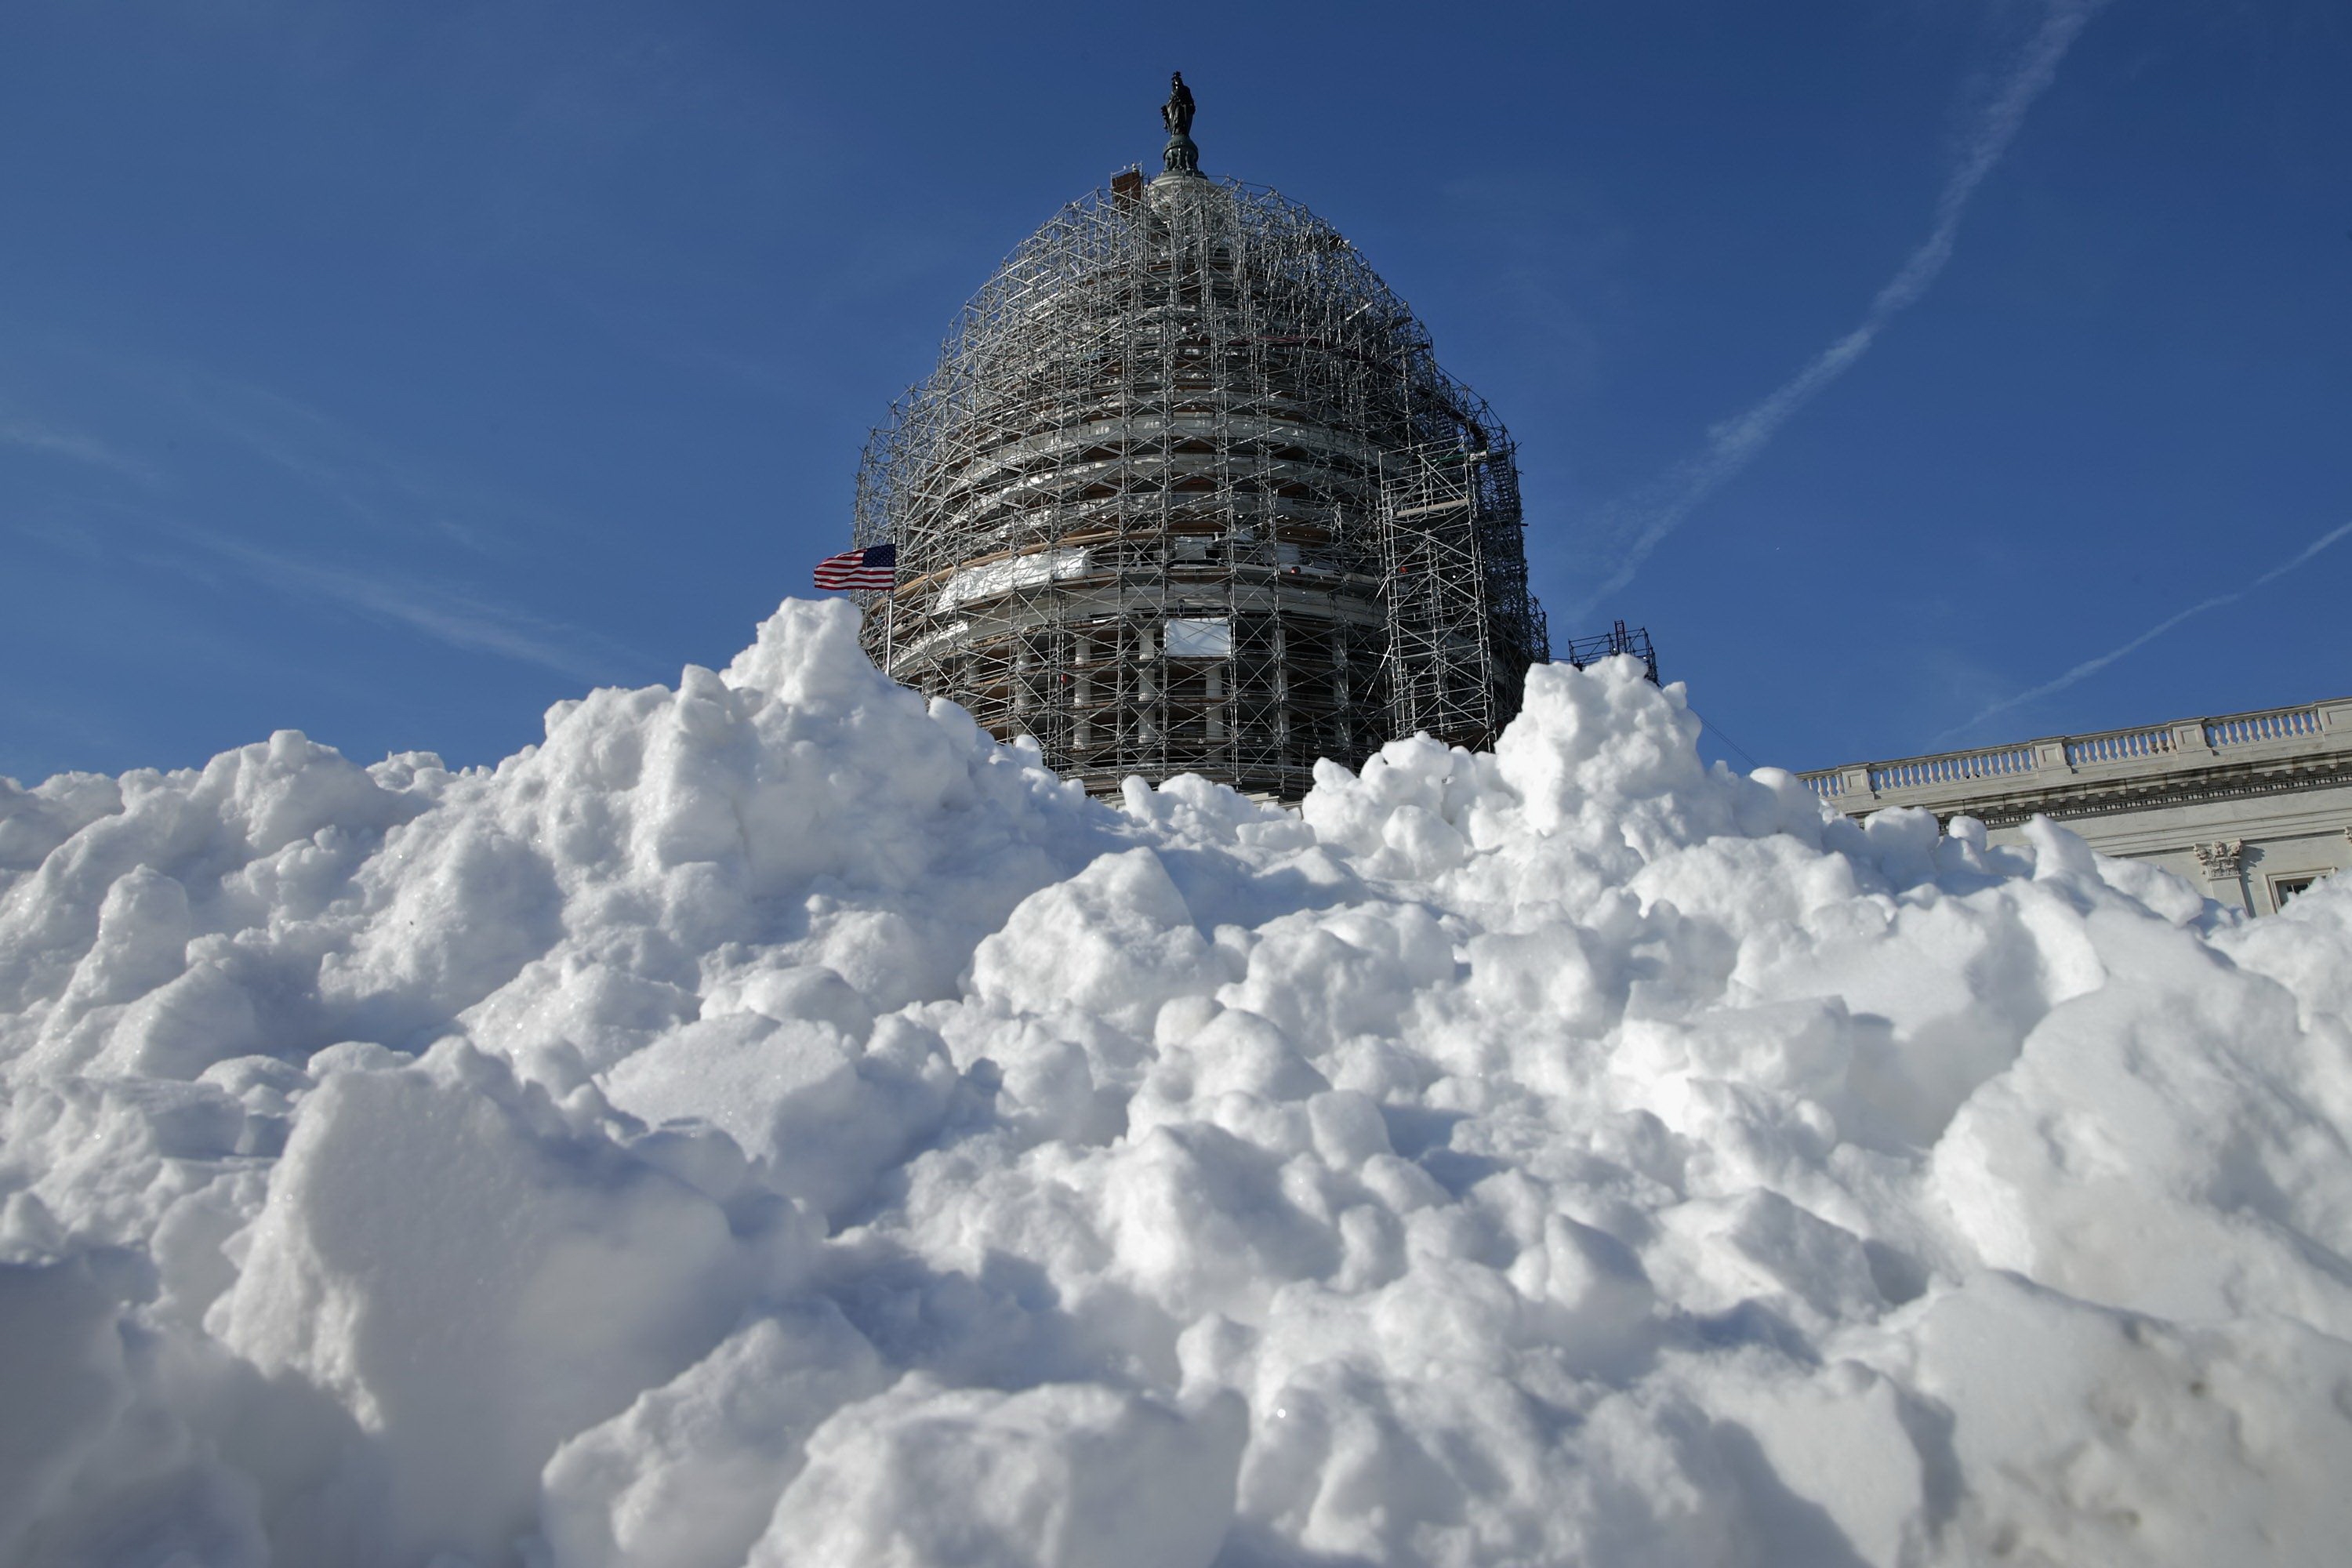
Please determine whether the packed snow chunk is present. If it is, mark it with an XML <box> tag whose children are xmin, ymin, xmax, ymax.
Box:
<box><xmin>206</xmin><ymin>729</ymin><xmax>416</xmax><ymax>861</ymax></box>
<box><xmin>708</xmin><ymin>598</ymin><xmax>1085</xmax><ymax>898</ymax></box>
<box><xmin>57</xmin><ymin>865</ymin><xmax>191</xmax><ymax>1012</ymax></box>
<box><xmin>1679</xmin><ymin>1352</ymin><xmax>1926</xmax><ymax>1568</ymax></box>
<box><xmin>1930</xmin><ymin>906</ymin><xmax>2352</xmax><ymax>1331</ymax></box>
<box><xmin>538</xmin><ymin>1301</ymin><xmax>887</xmax><ymax>1568</ymax></box>
<box><xmin>317</xmin><ymin>817</ymin><xmax>563</xmax><ymax>1044</ymax></box>
<box><xmin>91</xmin><ymin>957</ymin><xmax>263</xmax><ymax>1081</ymax></box>
<box><xmin>1487</xmin><ymin>655</ymin><xmax>1726</xmax><ymax>846</ymax></box>
<box><xmin>0</xmin><ymin>1257</ymin><xmax>134</xmax><ymax>1562</ymax></box>
<box><xmin>209</xmin><ymin>1041</ymin><xmax>789</xmax><ymax>1566</ymax></box>
<box><xmin>0</xmin><ymin>772</ymin><xmax>124</xmax><ymax>886</ymax></box>
<box><xmin>1874</xmin><ymin>1272</ymin><xmax>2352</xmax><ymax>1564</ymax></box>
<box><xmin>751</xmin><ymin>1379</ymin><xmax>1243</xmax><ymax>1568</ymax></box>
<box><xmin>601</xmin><ymin>1008</ymin><xmax>963</xmax><ymax>1222</ymax></box>
<box><xmin>0</xmin><ymin>1251</ymin><xmax>274</xmax><ymax>1568</ymax></box>
<box><xmin>971</xmin><ymin>847</ymin><xmax>1218</xmax><ymax>1033</ymax></box>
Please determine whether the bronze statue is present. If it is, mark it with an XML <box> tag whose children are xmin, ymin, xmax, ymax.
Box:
<box><xmin>1163</xmin><ymin>72</ymin><xmax>1195</xmax><ymax>139</ymax></box>
<box><xmin>1161</xmin><ymin>71</ymin><xmax>1200</xmax><ymax>176</ymax></box>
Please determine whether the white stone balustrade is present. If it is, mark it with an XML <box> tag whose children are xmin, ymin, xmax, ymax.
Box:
<box><xmin>1792</xmin><ymin>696</ymin><xmax>2352</xmax><ymax>914</ymax></box>
<box><xmin>1800</xmin><ymin>699</ymin><xmax>2352</xmax><ymax>814</ymax></box>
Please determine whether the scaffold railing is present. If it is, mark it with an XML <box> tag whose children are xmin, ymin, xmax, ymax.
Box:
<box><xmin>1557</xmin><ymin>621</ymin><xmax>1658</xmax><ymax>684</ymax></box>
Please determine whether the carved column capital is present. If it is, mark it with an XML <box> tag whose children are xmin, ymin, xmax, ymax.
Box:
<box><xmin>2193</xmin><ymin>840</ymin><xmax>2246</xmax><ymax>877</ymax></box>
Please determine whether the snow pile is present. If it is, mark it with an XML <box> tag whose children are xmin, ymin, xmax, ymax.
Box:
<box><xmin>5</xmin><ymin>597</ymin><xmax>2352</xmax><ymax>1567</ymax></box>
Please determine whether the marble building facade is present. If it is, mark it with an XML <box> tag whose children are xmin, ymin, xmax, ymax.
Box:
<box><xmin>1798</xmin><ymin>697</ymin><xmax>2352</xmax><ymax>915</ymax></box>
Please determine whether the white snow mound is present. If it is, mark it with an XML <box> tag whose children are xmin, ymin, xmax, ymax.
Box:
<box><xmin>4</xmin><ymin>596</ymin><xmax>2352</xmax><ymax>1567</ymax></box>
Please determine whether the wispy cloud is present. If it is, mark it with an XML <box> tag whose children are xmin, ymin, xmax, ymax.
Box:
<box><xmin>1567</xmin><ymin>0</ymin><xmax>2109</xmax><ymax>619</ymax></box>
<box><xmin>1931</xmin><ymin>517</ymin><xmax>2352</xmax><ymax>746</ymax></box>
<box><xmin>6</xmin><ymin>347</ymin><xmax>641</xmax><ymax>689</ymax></box>
<box><xmin>0</xmin><ymin>416</ymin><xmax>158</xmax><ymax>483</ymax></box>
<box><xmin>160</xmin><ymin>370</ymin><xmax>562</xmax><ymax>553</ymax></box>
<box><xmin>15</xmin><ymin>343</ymin><xmax>575</xmax><ymax>554</ymax></box>
<box><xmin>185</xmin><ymin>531</ymin><xmax>635</xmax><ymax>685</ymax></box>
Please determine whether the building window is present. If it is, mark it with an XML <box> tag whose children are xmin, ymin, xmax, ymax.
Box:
<box><xmin>2270</xmin><ymin>873</ymin><xmax>2325</xmax><ymax>909</ymax></box>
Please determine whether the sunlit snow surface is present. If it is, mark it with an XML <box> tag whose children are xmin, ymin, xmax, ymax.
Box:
<box><xmin>5</xmin><ymin>598</ymin><xmax>2352</xmax><ymax>1567</ymax></box>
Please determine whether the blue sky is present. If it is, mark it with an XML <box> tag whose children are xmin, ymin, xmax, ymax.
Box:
<box><xmin>2</xmin><ymin>0</ymin><xmax>2346</xmax><ymax>783</ymax></box>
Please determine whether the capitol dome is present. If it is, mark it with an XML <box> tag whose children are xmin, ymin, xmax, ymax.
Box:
<box><xmin>851</xmin><ymin>85</ymin><xmax>1547</xmax><ymax>800</ymax></box>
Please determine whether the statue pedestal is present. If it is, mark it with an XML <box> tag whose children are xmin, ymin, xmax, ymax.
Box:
<box><xmin>1162</xmin><ymin>133</ymin><xmax>1200</xmax><ymax>176</ymax></box>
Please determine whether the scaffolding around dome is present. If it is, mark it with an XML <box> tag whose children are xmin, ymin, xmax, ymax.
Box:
<box><xmin>851</xmin><ymin>172</ymin><xmax>1548</xmax><ymax>800</ymax></box>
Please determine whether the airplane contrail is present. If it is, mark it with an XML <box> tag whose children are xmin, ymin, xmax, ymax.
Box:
<box><xmin>1931</xmin><ymin>517</ymin><xmax>2352</xmax><ymax>746</ymax></box>
<box><xmin>1566</xmin><ymin>0</ymin><xmax>2111</xmax><ymax>620</ymax></box>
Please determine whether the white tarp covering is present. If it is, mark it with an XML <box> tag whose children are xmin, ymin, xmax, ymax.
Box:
<box><xmin>1162</xmin><ymin>616</ymin><xmax>1232</xmax><ymax>659</ymax></box>
<box><xmin>934</xmin><ymin>548</ymin><xmax>1088</xmax><ymax>612</ymax></box>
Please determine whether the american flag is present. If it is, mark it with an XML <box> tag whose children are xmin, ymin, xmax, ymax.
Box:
<box><xmin>812</xmin><ymin>543</ymin><xmax>896</xmax><ymax>591</ymax></box>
